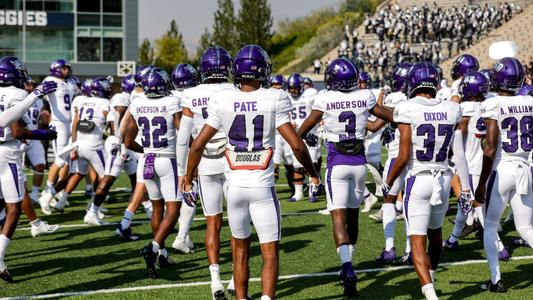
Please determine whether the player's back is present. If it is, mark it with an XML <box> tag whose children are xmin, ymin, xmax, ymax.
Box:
<box><xmin>314</xmin><ymin>88</ymin><xmax>376</xmax><ymax>143</ymax></box>
<box><xmin>0</xmin><ymin>86</ymin><xmax>28</xmax><ymax>161</ymax></box>
<box><xmin>130</xmin><ymin>95</ymin><xmax>179</xmax><ymax>155</ymax></box>
<box><xmin>207</xmin><ymin>87</ymin><xmax>292</xmax><ymax>187</ymax></box>
<box><xmin>384</xmin><ymin>91</ymin><xmax>408</xmax><ymax>157</ymax></box>
<box><xmin>482</xmin><ymin>94</ymin><xmax>533</xmax><ymax>163</ymax></box>
<box><xmin>25</xmin><ymin>98</ymin><xmax>44</xmax><ymax>130</ymax></box>
<box><xmin>395</xmin><ymin>96</ymin><xmax>461</xmax><ymax>172</ymax></box>
<box><xmin>461</xmin><ymin>100</ymin><xmax>485</xmax><ymax>174</ymax></box>
<box><xmin>44</xmin><ymin>76</ymin><xmax>75</xmax><ymax>123</ymax></box>
<box><xmin>75</xmin><ymin>96</ymin><xmax>110</xmax><ymax>149</ymax></box>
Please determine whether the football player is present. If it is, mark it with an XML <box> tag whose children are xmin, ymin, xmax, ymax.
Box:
<box><xmin>170</xmin><ymin>63</ymin><xmax>198</xmax><ymax>255</ymax></box>
<box><xmin>384</xmin><ymin>62</ymin><xmax>472</xmax><ymax>300</ymax></box>
<box><xmin>449</xmin><ymin>54</ymin><xmax>480</xmax><ymax>103</ymax></box>
<box><xmin>474</xmin><ymin>57</ymin><xmax>533</xmax><ymax>293</ymax></box>
<box><xmin>177</xmin><ymin>48</ymin><xmax>233</xmax><ymax>299</ymax></box>
<box><xmin>0</xmin><ymin>56</ymin><xmax>57</xmax><ymax>282</ymax></box>
<box><xmin>269</xmin><ymin>74</ymin><xmax>286</xmax><ymax>90</ymax></box>
<box><xmin>298</xmin><ymin>58</ymin><xmax>393</xmax><ymax>297</ymax></box>
<box><xmin>183</xmin><ymin>45</ymin><xmax>321</xmax><ymax>300</ymax></box>
<box><xmin>39</xmin><ymin>59</ymin><xmax>76</xmax><ymax>215</ymax></box>
<box><xmin>123</xmin><ymin>68</ymin><xmax>182</xmax><ymax>279</ymax></box>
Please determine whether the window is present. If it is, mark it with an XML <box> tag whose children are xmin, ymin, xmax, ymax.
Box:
<box><xmin>77</xmin><ymin>1</ymin><xmax>99</xmax><ymax>12</ymax></box>
<box><xmin>77</xmin><ymin>37</ymin><xmax>100</xmax><ymax>61</ymax></box>
<box><xmin>44</xmin><ymin>0</ymin><xmax>74</xmax><ymax>12</ymax></box>
<box><xmin>0</xmin><ymin>0</ymin><xmax>16</xmax><ymax>9</ymax></box>
<box><xmin>77</xmin><ymin>14</ymin><xmax>100</xmax><ymax>26</ymax></box>
<box><xmin>25</xmin><ymin>0</ymin><xmax>43</xmax><ymax>10</ymax></box>
<box><xmin>103</xmin><ymin>38</ymin><xmax>121</xmax><ymax>61</ymax></box>
<box><xmin>103</xmin><ymin>0</ymin><xmax>121</xmax><ymax>13</ymax></box>
<box><xmin>103</xmin><ymin>14</ymin><xmax>121</xmax><ymax>27</ymax></box>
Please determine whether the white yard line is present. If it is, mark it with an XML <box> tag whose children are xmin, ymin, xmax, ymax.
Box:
<box><xmin>4</xmin><ymin>255</ymin><xmax>533</xmax><ymax>300</ymax></box>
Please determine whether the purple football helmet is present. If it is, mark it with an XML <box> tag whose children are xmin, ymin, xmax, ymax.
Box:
<box><xmin>81</xmin><ymin>78</ymin><xmax>93</xmax><ymax>96</ymax></box>
<box><xmin>324</xmin><ymin>58</ymin><xmax>359</xmax><ymax>92</ymax></box>
<box><xmin>479</xmin><ymin>68</ymin><xmax>491</xmax><ymax>80</ymax></box>
<box><xmin>171</xmin><ymin>63</ymin><xmax>198</xmax><ymax>89</ymax></box>
<box><xmin>121</xmin><ymin>75</ymin><xmax>136</xmax><ymax>94</ymax></box>
<box><xmin>518</xmin><ymin>84</ymin><xmax>533</xmax><ymax>96</ymax></box>
<box><xmin>303</xmin><ymin>77</ymin><xmax>313</xmax><ymax>87</ymax></box>
<box><xmin>269</xmin><ymin>74</ymin><xmax>286</xmax><ymax>89</ymax></box>
<box><xmin>91</xmin><ymin>77</ymin><xmax>112</xmax><ymax>99</ymax></box>
<box><xmin>390</xmin><ymin>63</ymin><xmax>411</xmax><ymax>92</ymax></box>
<box><xmin>232</xmin><ymin>45</ymin><xmax>271</xmax><ymax>84</ymax></box>
<box><xmin>135</xmin><ymin>65</ymin><xmax>154</xmax><ymax>86</ymax></box>
<box><xmin>406</xmin><ymin>62</ymin><xmax>440</xmax><ymax>98</ymax></box>
<box><xmin>458</xmin><ymin>71</ymin><xmax>489</xmax><ymax>100</ymax></box>
<box><xmin>50</xmin><ymin>59</ymin><xmax>71</xmax><ymax>78</ymax></box>
<box><xmin>0</xmin><ymin>56</ymin><xmax>28</xmax><ymax>88</ymax></box>
<box><xmin>199</xmin><ymin>46</ymin><xmax>232</xmax><ymax>83</ymax></box>
<box><xmin>69</xmin><ymin>75</ymin><xmax>81</xmax><ymax>88</ymax></box>
<box><xmin>141</xmin><ymin>67</ymin><xmax>172</xmax><ymax>98</ymax></box>
<box><xmin>451</xmin><ymin>54</ymin><xmax>479</xmax><ymax>79</ymax></box>
<box><xmin>287</xmin><ymin>73</ymin><xmax>304</xmax><ymax>97</ymax></box>
<box><xmin>490</xmin><ymin>57</ymin><xmax>525</xmax><ymax>93</ymax></box>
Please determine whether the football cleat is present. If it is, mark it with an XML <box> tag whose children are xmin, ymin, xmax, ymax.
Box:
<box><xmin>369</xmin><ymin>209</ymin><xmax>383</xmax><ymax>222</ymax></box>
<box><xmin>185</xmin><ymin>235</ymin><xmax>195</xmax><ymax>251</ymax></box>
<box><xmin>375</xmin><ymin>247</ymin><xmax>397</xmax><ymax>264</ymax></box>
<box><xmin>83</xmin><ymin>212</ymin><xmax>109</xmax><ymax>226</ymax></box>
<box><xmin>512</xmin><ymin>237</ymin><xmax>531</xmax><ymax>248</ymax></box>
<box><xmin>29</xmin><ymin>190</ymin><xmax>40</xmax><ymax>204</ymax></box>
<box><xmin>398</xmin><ymin>252</ymin><xmax>413</xmax><ymax>265</ymax></box>
<box><xmin>211</xmin><ymin>281</ymin><xmax>226</xmax><ymax>300</ymax></box>
<box><xmin>339</xmin><ymin>262</ymin><xmax>357</xmax><ymax>297</ymax></box>
<box><xmin>498</xmin><ymin>246</ymin><xmax>511</xmax><ymax>261</ymax></box>
<box><xmin>481</xmin><ymin>280</ymin><xmax>507</xmax><ymax>293</ymax></box>
<box><xmin>227</xmin><ymin>277</ymin><xmax>236</xmax><ymax>296</ymax></box>
<box><xmin>172</xmin><ymin>237</ymin><xmax>193</xmax><ymax>254</ymax></box>
<box><xmin>55</xmin><ymin>191</ymin><xmax>69</xmax><ymax>207</ymax></box>
<box><xmin>318</xmin><ymin>209</ymin><xmax>330</xmax><ymax>216</ymax></box>
<box><xmin>115</xmin><ymin>224</ymin><xmax>139</xmax><ymax>241</ymax></box>
<box><xmin>442</xmin><ymin>238</ymin><xmax>459</xmax><ymax>250</ymax></box>
<box><xmin>31</xmin><ymin>221</ymin><xmax>59</xmax><ymax>238</ymax></box>
<box><xmin>361</xmin><ymin>193</ymin><xmax>378</xmax><ymax>213</ymax></box>
<box><xmin>39</xmin><ymin>190</ymin><xmax>54</xmax><ymax>215</ymax></box>
<box><xmin>84</xmin><ymin>186</ymin><xmax>93</xmax><ymax>197</ymax></box>
<box><xmin>53</xmin><ymin>192</ymin><xmax>69</xmax><ymax>213</ymax></box>
<box><xmin>0</xmin><ymin>269</ymin><xmax>13</xmax><ymax>283</ymax></box>
<box><xmin>140</xmin><ymin>244</ymin><xmax>158</xmax><ymax>279</ymax></box>
<box><xmin>157</xmin><ymin>252</ymin><xmax>175</xmax><ymax>268</ymax></box>
<box><xmin>308</xmin><ymin>196</ymin><xmax>318</xmax><ymax>203</ymax></box>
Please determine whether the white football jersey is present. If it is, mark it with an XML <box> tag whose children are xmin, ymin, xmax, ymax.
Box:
<box><xmin>394</xmin><ymin>96</ymin><xmax>462</xmax><ymax>172</ymax></box>
<box><xmin>206</xmin><ymin>87</ymin><xmax>292</xmax><ymax>187</ymax></box>
<box><xmin>0</xmin><ymin>86</ymin><xmax>28</xmax><ymax>162</ymax></box>
<box><xmin>25</xmin><ymin>98</ymin><xmax>44</xmax><ymax>130</ymax></box>
<box><xmin>302</xmin><ymin>87</ymin><xmax>318</xmax><ymax>98</ymax></box>
<box><xmin>181</xmin><ymin>83</ymin><xmax>234</xmax><ymax>139</ymax></box>
<box><xmin>73</xmin><ymin>96</ymin><xmax>110</xmax><ymax>150</ymax></box>
<box><xmin>129</xmin><ymin>95</ymin><xmax>180</xmax><ymax>155</ymax></box>
<box><xmin>312</xmin><ymin>89</ymin><xmax>376</xmax><ymax>143</ymax></box>
<box><xmin>290</xmin><ymin>92</ymin><xmax>315</xmax><ymax>133</ymax></box>
<box><xmin>461</xmin><ymin>101</ymin><xmax>485</xmax><ymax>175</ymax></box>
<box><xmin>481</xmin><ymin>95</ymin><xmax>533</xmax><ymax>163</ymax></box>
<box><xmin>43</xmin><ymin>76</ymin><xmax>76</xmax><ymax>123</ymax></box>
<box><xmin>384</xmin><ymin>91</ymin><xmax>408</xmax><ymax>158</ymax></box>
<box><xmin>436</xmin><ymin>86</ymin><xmax>452</xmax><ymax>102</ymax></box>
<box><xmin>450</xmin><ymin>79</ymin><xmax>461</xmax><ymax>98</ymax></box>
<box><xmin>111</xmin><ymin>92</ymin><xmax>131</xmax><ymax>109</ymax></box>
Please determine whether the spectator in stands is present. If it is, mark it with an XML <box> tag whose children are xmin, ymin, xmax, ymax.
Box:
<box><xmin>313</xmin><ymin>59</ymin><xmax>322</xmax><ymax>74</ymax></box>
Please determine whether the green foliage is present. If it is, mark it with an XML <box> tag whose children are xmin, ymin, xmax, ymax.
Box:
<box><xmin>138</xmin><ymin>38</ymin><xmax>154</xmax><ymax>66</ymax></box>
<box><xmin>212</xmin><ymin>0</ymin><xmax>238</xmax><ymax>55</ymax></box>
<box><xmin>154</xmin><ymin>20</ymin><xmax>188</xmax><ymax>73</ymax></box>
<box><xmin>196</xmin><ymin>28</ymin><xmax>213</xmax><ymax>61</ymax></box>
<box><xmin>236</xmin><ymin>0</ymin><xmax>273</xmax><ymax>50</ymax></box>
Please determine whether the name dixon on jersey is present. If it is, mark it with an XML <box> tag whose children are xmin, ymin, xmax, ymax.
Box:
<box><xmin>235</xmin><ymin>153</ymin><xmax>261</xmax><ymax>162</ymax></box>
<box><xmin>326</xmin><ymin>100</ymin><xmax>367</xmax><ymax>110</ymax></box>
<box><xmin>424</xmin><ymin>112</ymin><xmax>448</xmax><ymax>121</ymax></box>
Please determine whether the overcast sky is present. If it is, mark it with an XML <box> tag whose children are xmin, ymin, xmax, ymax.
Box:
<box><xmin>139</xmin><ymin>0</ymin><xmax>343</xmax><ymax>53</ymax></box>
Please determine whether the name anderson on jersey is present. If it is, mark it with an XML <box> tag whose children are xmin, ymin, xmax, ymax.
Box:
<box><xmin>326</xmin><ymin>99</ymin><xmax>367</xmax><ymax>110</ymax></box>
<box><xmin>136</xmin><ymin>106</ymin><xmax>168</xmax><ymax>114</ymax></box>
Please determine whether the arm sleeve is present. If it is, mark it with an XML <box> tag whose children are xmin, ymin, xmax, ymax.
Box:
<box><xmin>393</xmin><ymin>102</ymin><xmax>411</xmax><ymax>124</ymax></box>
<box><xmin>312</xmin><ymin>94</ymin><xmax>326</xmax><ymax>112</ymax></box>
<box><xmin>481</xmin><ymin>97</ymin><xmax>498</xmax><ymax>120</ymax></box>
<box><xmin>176</xmin><ymin>115</ymin><xmax>194</xmax><ymax>176</ymax></box>
<box><xmin>366</xmin><ymin>90</ymin><xmax>377</xmax><ymax>110</ymax></box>
<box><xmin>452</xmin><ymin>129</ymin><xmax>471</xmax><ymax>190</ymax></box>
<box><xmin>205</xmin><ymin>96</ymin><xmax>222</xmax><ymax>130</ymax></box>
<box><xmin>0</xmin><ymin>92</ymin><xmax>37</xmax><ymax>127</ymax></box>
<box><xmin>276</xmin><ymin>91</ymin><xmax>293</xmax><ymax>128</ymax></box>
<box><xmin>460</xmin><ymin>102</ymin><xmax>475</xmax><ymax>117</ymax></box>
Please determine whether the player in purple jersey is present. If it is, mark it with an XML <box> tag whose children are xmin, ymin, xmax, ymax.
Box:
<box><xmin>183</xmin><ymin>45</ymin><xmax>321</xmax><ymax>300</ymax></box>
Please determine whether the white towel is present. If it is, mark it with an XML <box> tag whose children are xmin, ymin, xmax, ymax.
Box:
<box><xmin>514</xmin><ymin>161</ymin><xmax>532</xmax><ymax>195</ymax></box>
<box><xmin>430</xmin><ymin>170</ymin><xmax>444</xmax><ymax>206</ymax></box>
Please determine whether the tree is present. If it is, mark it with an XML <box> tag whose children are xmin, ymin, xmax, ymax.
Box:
<box><xmin>196</xmin><ymin>28</ymin><xmax>213</xmax><ymax>59</ymax></box>
<box><xmin>138</xmin><ymin>38</ymin><xmax>154</xmax><ymax>65</ymax></box>
<box><xmin>212</xmin><ymin>0</ymin><xmax>237</xmax><ymax>55</ymax></box>
<box><xmin>154</xmin><ymin>20</ymin><xmax>188</xmax><ymax>72</ymax></box>
<box><xmin>236</xmin><ymin>0</ymin><xmax>273</xmax><ymax>50</ymax></box>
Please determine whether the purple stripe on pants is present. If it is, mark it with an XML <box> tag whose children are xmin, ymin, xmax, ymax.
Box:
<box><xmin>270</xmin><ymin>187</ymin><xmax>281</xmax><ymax>240</ymax></box>
<box><xmin>8</xmin><ymin>163</ymin><xmax>19</xmax><ymax>197</ymax></box>
<box><xmin>170</xmin><ymin>158</ymin><xmax>178</xmax><ymax>197</ymax></box>
<box><xmin>468</xmin><ymin>174</ymin><xmax>473</xmax><ymax>191</ymax></box>
<box><xmin>198</xmin><ymin>176</ymin><xmax>206</xmax><ymax>210</ymax></box>
<box><xmin>403</xmin><ymin>176</ymin><xmax>416</xmax><ymax>223</ymax></box>
<box><xmin>96</xmin><ymin>149</ymin><xmax>105</xmax><ymax>168</ymax></box>
<box><xmin>485</xmin><ymin>170</ymin><xmax>497</xmax><ymax>210</ymax></box>
<box><xmin>326</xmin><ymin>165</ymin><xmax>333</xmax><ymax>203</ymax></box>
<box><xmin>387</xmin><ymin>157</ymin><xmax>397</xmax><ymax>179</ymax></box>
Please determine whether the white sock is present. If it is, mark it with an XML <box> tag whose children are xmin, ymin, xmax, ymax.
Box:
<box><xmin>294</xmin><ymin>184</ymin><xmax>303</xmax><ymax>197</ymax></box>
<box><xmin>382</xmin><ymin>203</ymin><xmax>396</xmax><ymax>251</ymax></box>
<box><xmin>450</xmin><ymin>209</ymin><xmax>468</xmax><ymax>242</ymax></box>
<box><xmin>177</xmin><ymin>201</ymin><xmax>195</xmax><ymax>240</ymax></box>
<box><xmin>484</xmin><ymin>224</ymin><xmax>501</xmax><ymax>285</ymax></box>
<box><xmin>497</xmin><ymin>239</ymin><xmax>505</xmax><ymax>252</ymax></box>
<box><xmin>337</xmin><ymin>244</ymin><xmax>351</xmax><ymax>264</ymax></box>
<box><xmin>349</xmin><ymin>244</ymin><xmax>355</xmax><ymax>260</ymax></box>
<box><xmin>142</xmin><ymin>201</ymin><xmax>152</xmax><ymax>209</ymax></box>
<box><xmin>209</xmin><ymin>264</ymin><xmax>222</xmax><ymax>283</ymax></box>
<box><xmin>261</xmin><ymin>296</ymin><xmax>272</xmax><ymax>300</ymax></box>
<box><xmin>46</xmin><ymin>181</ymin><xmax>54</xmax><ymax>189</ymax></box>
<box><xmin>151</xmin><ymin>241</ymin><xmax>160</xmax><ymax>253</ymax></box>
<box><xmin>121</xmin><ymin>210</ymin><xmax>134</xmax><ymax>229</ymax></box>
<box><xmin>421</xmin><ymin>283</ymin><xmax>438</xmax><ymax>300</ymax></box>
<box><xmin>32</xmin><ymin>186</ymin><xmax>40</xmax><ymax>193</ymax></box>
<box><xmin>430</xmin><ymin>269</ymin><xmax>436</xmax><ymax>283</ymax></box>
<box><xmin>0</xmin><ymin>234</ymin><xmax>10</xmax><ymax>271</ymax></box>
<box><xmin>474</xmin><ymin>206</ymin><xmax>485</xmax><ymax>228</ymax></box>
<box><xmin>395</xmin><ymin>200</ymin><xmax>403</xmax><ymax>213</ymax></box>
<box><xmin>404</xmin><ymin>221</ymin><xmax>411</xmax><ymax>253</ymax></box>
<box><xmin>364</xmin><ymin>187</ymin><xmax>370</xmax><ymax>198</ymax></box>
<box><xmin>30</xmin><ymin>218</ymin><xmax>42</xmax><ymax>227</ymax></box>
<box><xmin>158</xmin><ymin>248</ymin><xmax>167</xmax><ymax>257</ymax></box>
<box><xmin>89</xmin><ymin>203</ymin><xmax>100</xmax><ymax>214</ymax></box>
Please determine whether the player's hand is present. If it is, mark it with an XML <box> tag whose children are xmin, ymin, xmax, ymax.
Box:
<box><xmin>70</xmin><ymin>150</ymin><xmax>78</xmax><ymax>161</ymax></box>
<box><xmin>110</xmin><ymin>143</ymin><xmax>121</xmax><ymax>156</ymax></box>
<box><xmin>178</xmin><ymin>176</ymin><xmax>186</xmax><ymax>192</ymax></box>
<box><xmin>474</xmin><ymin>185</ymin><xmax>486</xmax><ymax>204</ymax></box>
<box><xmin>458</xmin><ymin>189</ymin><xmax>474</xmax><ymax>215</ymax></box>
<box><xmin>304</xmin><ymin>133</ymin><xmax>319</xmax><ymax>147</ymax></box>
<box><xmin>309</xmin><ymin>177</ymin><xmax>323</xmax><ymax>197</ymax></box>
<box><xmin>182</xmin><ymin>181</ymin><xmax>197</xmax><ymax>207</ymax></box>
<box><xmin>33</xmin><ymin>81</ymin><xmax>57</xmax><ymax>98</ymax></box>
<box><xmin>381</xmin><ymin>182</ymin><xmax>391</xmax><ymax>198</ymax></box>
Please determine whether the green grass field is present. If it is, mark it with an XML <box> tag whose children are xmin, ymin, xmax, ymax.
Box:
<box><xmin>2</xmin><ymin>164</ymin><xmax>533</xmax><ymax>300</ymax></box>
